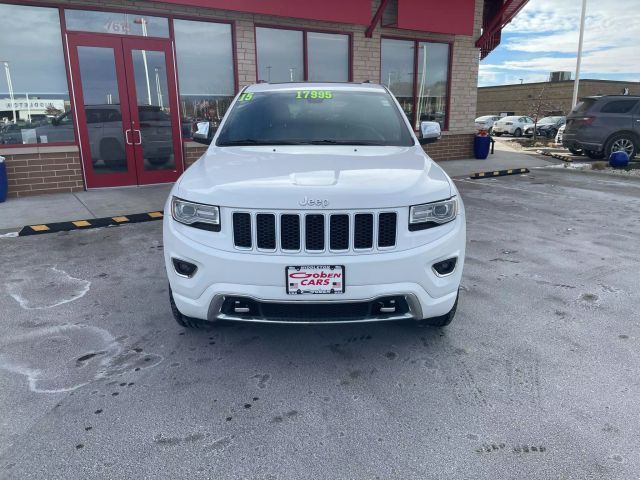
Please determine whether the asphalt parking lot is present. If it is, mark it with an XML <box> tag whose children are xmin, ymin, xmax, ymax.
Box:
<box><xmin>1</xmin><ymin>168</ymin><xmax>640</xmax><ymax>479</ymax></box>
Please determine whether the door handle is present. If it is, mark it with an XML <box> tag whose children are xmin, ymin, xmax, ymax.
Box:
<box><xmin>125</xmin><ymin>129</ymin><xmax>133</xmax><ymax>145</ymax></box>
<box><xmin>133</xmin><ymin>129</ymin><xmax>142</xmax><ymax>145</ymax></box>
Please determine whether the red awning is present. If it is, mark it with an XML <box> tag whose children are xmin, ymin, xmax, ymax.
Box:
<box><xmin>476</xmin><ymin>0</ymin><xmax>530</xmax><ymax>59</ymax></box>
<box><xmin>396</xmin><ymin>0</ymin><xmax>475</xmax><ymax>36</ymax></box>
<box><xmin>150</xmin><ymin>0</ymin><xmax>372</xmax><ymax>25</ymax></box>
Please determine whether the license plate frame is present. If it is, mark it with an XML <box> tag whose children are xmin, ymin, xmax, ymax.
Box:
<box><xmin>286</xmin><ymin>265</ymin><xmax>345</xmax><ymax>295</ymax></box>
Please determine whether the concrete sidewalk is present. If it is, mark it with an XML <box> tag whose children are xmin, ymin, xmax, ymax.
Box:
<box><xmin>0</xmin><ymin>144</ymin><xmax>554</xmax><ymax>232</ymax></box>
<box><xmin>0</xmin><ymin>184</ymin><xmax>173</xmax><ymax>232</ymax></box>
<box><xmin>438</xmin><ymin>139</ymin><xmax>556</xmax><ymax>178</ymax></box>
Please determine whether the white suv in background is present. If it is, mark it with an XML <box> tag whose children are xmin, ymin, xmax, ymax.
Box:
<box><xmin>492</xmin><ymin>115</ymin><xmax>535</xmax><ymax>137</ymax></box>
<box><xmin>163</xmin><ymin>83</ymin><xmax>465</xmax><ymax>327</ymax></box>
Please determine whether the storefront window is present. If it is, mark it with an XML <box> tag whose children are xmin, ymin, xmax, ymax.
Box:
<box><xmin>381</xmin><ymin>38</ymin><xmax>450</xmax><ymax>130</ymax></box>
<box><xmin>256</xmin><ymin>28</ymin><xmax>304</xmax><ymax>83</ymax></box>
<box><xmin>256</xmin><ymin>27</ymin><xmax>350</xmax><ymax>83</ymax></box>
<box><xmin>307</xmin><ymin>32</ymin><xmax>349</xmax><ymax>82</ymax></box>
<box><xmin>416</xmin><ymin>42</ymin><xmax>449</xmax><ymax>129</ymax></box>
<box><xmin>0</xmin><ymin>4</ymin><xmax>74</xmax><ymax>145</ymax></box>
<box><xmin>173</xmin><ymin>19</ymin><xmax>235</xmax><ymax>139</ymax></box>
<box><xmin>381</xmin><ymin>39</ymin><xmax>414</xmax><ymax>122</ymax></box>
<box><xmin>65</xmin><ymin>10</ymin><xmax>169</xmax><ymax>38</ymax></box>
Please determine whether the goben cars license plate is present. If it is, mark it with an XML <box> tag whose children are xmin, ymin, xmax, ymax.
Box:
<box><xmin>286</xmin><ymin>265</ymin><xmax>345</xmax><ymax>295</ymax></box>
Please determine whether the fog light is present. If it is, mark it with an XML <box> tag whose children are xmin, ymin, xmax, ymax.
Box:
<box><xmin>432</xmin><ymin>257</ymin><xmax>457</xmax><ymax>276</ymax></box>
<box><xmin>172</xmin><ymin>258</ymin><xmax>198</xmax><ymax>278</ymax></box>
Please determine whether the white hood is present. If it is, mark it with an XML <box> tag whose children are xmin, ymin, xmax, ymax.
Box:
<box><xmin>175</xmin><ymin>145</ymin><xmax>453</xmax><ymax>209</ymax></box>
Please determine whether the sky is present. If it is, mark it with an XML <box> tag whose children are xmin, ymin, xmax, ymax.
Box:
<box><xmin>479</xmin><ymin>0</ymin><xmax>640</xmax><ymax>87</ymax></box>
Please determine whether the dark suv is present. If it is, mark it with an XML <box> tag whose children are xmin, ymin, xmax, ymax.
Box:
<box><xmin>563</xmin><ymin>95</ymin><xmax>640</xmax><ymax>159</ymax></box>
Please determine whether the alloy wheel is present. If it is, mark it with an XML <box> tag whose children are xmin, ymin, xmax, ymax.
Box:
<box><xmin>612</xmin><ymin>138</ymin><xmax>635</xmax><ymax>156</ymax></box>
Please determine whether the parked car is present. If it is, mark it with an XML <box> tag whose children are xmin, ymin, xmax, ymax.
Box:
<box><xmin>164</xmin><ymin>82</ymin><xmax>465</xmax><ymax>328</ymax></box>
<box><xmin>36</xmin><ymin>105</ymin><xmax>173</xmax><ymax>167</ymax></box>
<box><xmin>555</xmin><ymin>124</ymin><xmax>565</xmax><ymax>144</ymax></box>
<box><xmin>0</xmin><ymin>123</ymin><xmax>23</xmax><ymax>144</ymax></box>
<box><xmin>524</xmin><ymin>116</ymin><xmax>565</xmax><ymax>138</ymax></box>
<box><xmin>475</xmin><ymin>115</ymin><xmax>500</xmax><ymax>133</ymax></box>
<box><xmin>555</xmin><ymin>124</ymin><xmax>582</xmax><ymax>155</ymax></box>
<box><xmin>563</xmin><ymin>95</ymin><xmax>640</xmax><ymax>159</ymax></box>
<box><xmin>492</xmin><ymin>115</ymin><xmax>535</xmax><ymax>137</ymax></box>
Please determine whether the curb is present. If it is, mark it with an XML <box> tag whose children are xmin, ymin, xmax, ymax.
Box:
<box><xmin>469</xmin><ymin>168</ymin><xmax>530</xmax><ymax>179</ymax></box>
<box><xmin>538</xmin><ymin>150</ymin><xmax>573</xmax><ymax>162</ymax></box>
<box><xmin>18</xmin><ymin>211</ymin><xmax>164</xmax><ymax>237</ymax></box>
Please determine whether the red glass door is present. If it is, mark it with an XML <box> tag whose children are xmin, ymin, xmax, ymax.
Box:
<box><xmin>67</xmin><ymin>33</ymin><xmax>183</xmax><ymax>188</ymax></box>
<box><xmin>122</xmin><ymin>37</ymin><xmax>183</xmax><ymax>185</ymax></box>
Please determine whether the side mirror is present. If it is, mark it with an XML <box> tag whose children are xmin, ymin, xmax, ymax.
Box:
<box><xmin>51</xmin><ymin>117</ymin><xmax>60</xmax><ymax>126</ymax></box>
<box><xmin>192</xmin><ymin>121</ymin><xmax>214</xmax><ymax>145</ymax></box>
<box><xmin>418</xmin><ymin>121</ymin><xmax>441</xmax><ymax>145</ymax></box>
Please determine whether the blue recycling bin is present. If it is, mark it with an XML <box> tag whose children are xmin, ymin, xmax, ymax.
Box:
<box><xmin>609</xmin><ymin>150</ymin><xmax>630</xmax><ymax>168</ymax></box>
<box><xmin>0</xmin><ymin>156</ymin><xmax>7</xmax><ymax>203</ymax></box>
<box><xmin>474</xmin><ymin>135</ymin><xmax>491</xmax><ymax>159</ymax></box>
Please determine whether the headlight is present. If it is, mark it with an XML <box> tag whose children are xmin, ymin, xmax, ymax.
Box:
<box><xmin>171</xmin><ymin>197</ymin><xmax>220</xmax><ymax>231</ymax></box>
<box><xmin>409</xmin><ymin>197</ymin><xmax>457</xmax><ymax>231</ymax></box>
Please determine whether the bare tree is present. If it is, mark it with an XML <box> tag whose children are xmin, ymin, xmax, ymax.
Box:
<box><xmin>527</xmin><ymin>85</ymin><xmax>562</xmax><ymax>142</ymax></box>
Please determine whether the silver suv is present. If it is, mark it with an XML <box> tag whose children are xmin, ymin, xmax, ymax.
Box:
<box><xmin>563</xmin><ymin>95</ymin><xmax>640</xmax><ymax>159</ymax></box>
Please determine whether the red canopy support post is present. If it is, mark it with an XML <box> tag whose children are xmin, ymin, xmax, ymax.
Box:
<box><xmin>365</xmin><ymin>0</ymin><xmax>390</xmax><ymax>38</ymax></box>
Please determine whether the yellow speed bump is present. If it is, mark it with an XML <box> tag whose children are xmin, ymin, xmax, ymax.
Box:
<box><xmin>148</xmin><ymin>211</ymin><xmax>163</xmax><ymax>218</ymax></box>
<box><xmin>30</xmin><ymin>224</ymin><xmax>50</xmax><ymax>232</ymax></box>
<box><xmin>112</xmin><ymin>216</ymin><xmax>129</xmax><ymax>223</ymax></box>
<box><xmin>470</xmin><ymin>168</ymin><xmax>530</xmax><ymax>179</ymax></box>
<box><xmin>72</xmin><ymin>220</ymin><xmax>91</xmax><ymax>227</ymax></box>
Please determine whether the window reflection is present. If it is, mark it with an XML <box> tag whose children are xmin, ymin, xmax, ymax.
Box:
<box><xmin>381</xmin><ymin>39</ymin><xmax>414</xmax><ymax>121</ymax></box>
<box><xmin>131</xmin><ymin>50</ymin><xmax>175</xmax><ymax>170</ymax></box>
<box><xmin>416</xmin><ymin>42</ymin><xmax>449</xmax><ymax>129</ymax></box>
<box><xmin>0</xmin><ymin>4</ymin><xmax>74</xmax><ymax>145</ymax></box>
<box><xmin>64</xmin><ymin>10</ymin><xmax>169</xmax><ymax>37</ymax></box>
<box><xmin>307</xmin><ymin>32</ymin><xmax>349</xmax><ymax>82</ymax></box>
<box><xmin>77</xmin><ymin>46</ymin><xmax>127</xmax><ymax>173</ymax></box>
<box><xmin>256</xmin><ymin>28</ymin><xmax>304</xmax><ymax>83</ymax></box>
<box><xmin>381</xmin><ymin>38</ymin><xmax>450</xmax><ymax>130</ymax></box>
<box><xmin>174</xmin><ymin>20</ymin><xmax>235</xmax><ymax>139</ymax></box>
<box><xmin>257</xmin><ymin>27</ymin><xmax>350</xmax><ymax>84</ymax></box>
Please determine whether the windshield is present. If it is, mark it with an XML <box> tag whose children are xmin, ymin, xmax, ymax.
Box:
<box><xmin>216</xmin><ymin>89</ymin><xmax>414</xmax><ymax>147</ymax></box>
<box><xmin>538</xmin><ymin>117</ymin><xmax>559</xmax><ymax>124</ymax></box>
<box><xmin>476</xmin><ymin>116</ymin><xmax>495</xmax><ymax>121</ymax></box>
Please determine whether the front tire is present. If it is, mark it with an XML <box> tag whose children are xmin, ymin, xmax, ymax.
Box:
<box><xmin>494</xmin><ymin>132</ymin><xmax>503</xmax><ymax>137</ymax></box>
<box><xmin>513</xmin><ymin>128</ymin><xmax>522</xmax><ymax>137</ymax></box>
<box><xmin>169</xmin><ymin>288</ymin><xmax>205</xmax><ymax>329</ymax></box>
<box><xmin>417</xmin><ymin>291</ymin><xmax>459</xmax><ymax>327</ymax></box>
<box><xmin>605</xmin><ymin>133</ymin><xmax>637</xmax><ymax>159</ymax></box>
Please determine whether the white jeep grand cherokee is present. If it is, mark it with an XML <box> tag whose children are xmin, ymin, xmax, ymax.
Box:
<box><xmin>163</xmin><ymin>82</ymin><xmax>465</xmax><ymax>327</ymax></box>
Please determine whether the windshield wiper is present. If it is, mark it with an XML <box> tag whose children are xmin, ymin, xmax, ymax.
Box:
<box><xmin>308</xmin><ymin>140</ymin><xmax>385</xmax><ymax>146</ymax></box>
<box><xmin>218</xmin><ymin>139</ymin><xmax>303</xmax><ymax>146</ymax></box>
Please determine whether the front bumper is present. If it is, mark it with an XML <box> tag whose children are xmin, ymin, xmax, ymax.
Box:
<box><xmin>163</xmin><ymin>214</ymin><xmax>465</xmax><ymax>324</ymax></box>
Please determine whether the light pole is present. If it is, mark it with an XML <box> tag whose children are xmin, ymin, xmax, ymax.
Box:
<box><xmin>2</xmin><ymin>61</ymin><xmax>17</xmax><ymax>124</ymax></box>
<box><xmin>134</xmin><ymin>18</ymin><xmax>152</xmax><ymax>105</ymax></box>
<box><xmin>572</xmin><ymin>0</ymin><xmax>587</xmax><ymax>108</ymax></box>
<box><xmin>154</xmin><ymin>67</ymin><xmax>163</xmax><ymax>109</ymax></box>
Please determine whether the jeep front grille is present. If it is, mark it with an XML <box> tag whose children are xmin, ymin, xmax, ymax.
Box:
<box><xmin>232</xmin><ymin>211</ymin><xmax>397</xmax><ymax>253</ymax></box>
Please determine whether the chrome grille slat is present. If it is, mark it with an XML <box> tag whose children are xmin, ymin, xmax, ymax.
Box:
<box><xmin>232</xmin><ymin>210</ymin><xmax>397</xmax><ymax>253</ymax></box>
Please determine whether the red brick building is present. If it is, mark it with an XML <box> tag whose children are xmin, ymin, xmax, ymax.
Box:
<box><xmin>0</xmin><ymin>0</ymin><xmax>527</xmax><ymax>197</ymax></box>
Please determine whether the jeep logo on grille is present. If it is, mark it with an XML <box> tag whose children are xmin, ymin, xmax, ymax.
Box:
<box><xmin>299</xmin><ymin>196</ymin><xmax>329</xmax><ymax>208</ymax></box>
